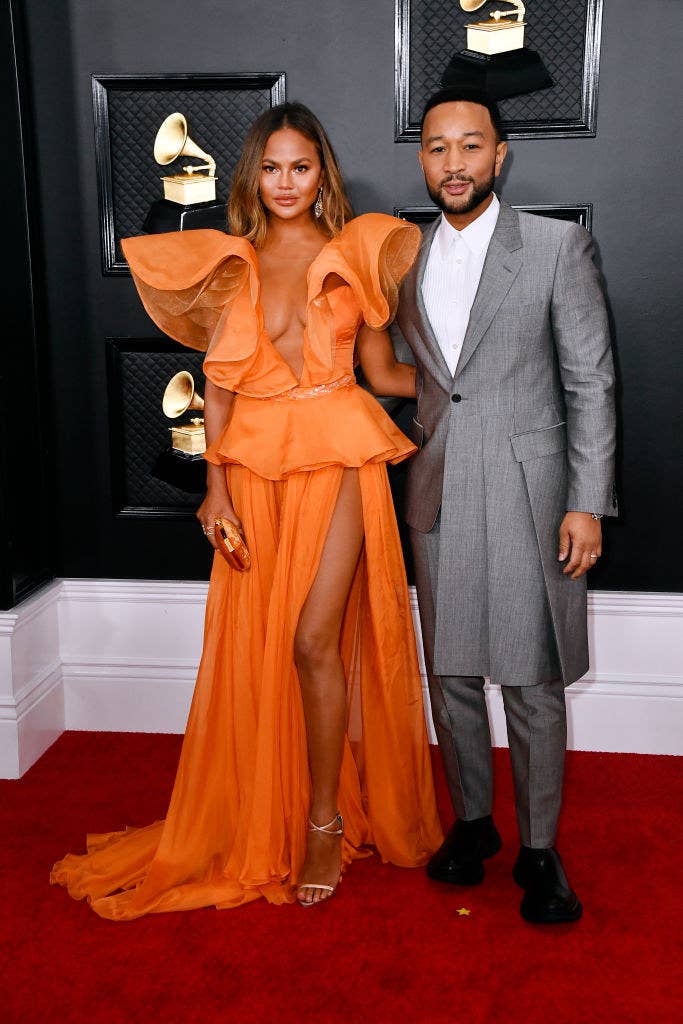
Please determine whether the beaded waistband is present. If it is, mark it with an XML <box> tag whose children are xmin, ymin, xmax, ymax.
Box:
<box><xmin>265</xmin><ymin>374</ymin><xmax>356</xmax><ymax>402</ymax></box>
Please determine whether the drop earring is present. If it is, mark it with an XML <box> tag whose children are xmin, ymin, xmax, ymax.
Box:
<box><xmin>314</xmin><ymin>186</ymin><xmax>323</xmax><ymax>219</ymax></box>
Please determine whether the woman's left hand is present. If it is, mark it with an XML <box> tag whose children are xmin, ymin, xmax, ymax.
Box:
<box><xmin>356</xmin><ymin>324</ymin><xmax>416</xmax><ymax>398</ymax></box>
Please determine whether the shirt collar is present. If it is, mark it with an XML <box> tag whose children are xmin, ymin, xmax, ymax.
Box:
<box><xmin>436</xmin><ymin>192</ymin><xmax>500</xmax><ymax>259</ymax></box>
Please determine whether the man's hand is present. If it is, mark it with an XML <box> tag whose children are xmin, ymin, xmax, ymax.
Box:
<box><xmin>558</xmin><ymin>512</ymin><xmax>602</xmax><ymax>580</ymax></box>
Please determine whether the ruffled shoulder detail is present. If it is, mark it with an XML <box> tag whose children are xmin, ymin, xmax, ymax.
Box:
<box><xmin>301</xmin><ymin>214</ymin><xmax>420</xmax><ymax>374</ymax></box>
<box><xmin>121</xmin><ymin>230</ymin><xmax>260</xmax><ymax>362</ymax></box>
<box><xmin>309</xmin><ymin>213</ymin><xmax>421</xmax><ymax>331</ymax></box>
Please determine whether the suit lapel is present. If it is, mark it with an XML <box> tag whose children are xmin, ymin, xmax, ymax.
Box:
<box><xmin>406</xmin><ymin>218</ymin><xmax>452</xmax><ymax>387</ymax></box>
<box><xmin>454</xmin><ymin>200</ymin><xmax>523</xmax><ymax>378</ymax></box>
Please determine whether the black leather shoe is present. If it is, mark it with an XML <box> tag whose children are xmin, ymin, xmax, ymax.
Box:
<box><xmin>427</xmin><ymin>815</ymin><xmax>502</xmax><ymax>885</ymax></box>
<box><xmin>513</xmin><ymin>846</ymin><xmax>583</xmax><ymax>924</ymax></box>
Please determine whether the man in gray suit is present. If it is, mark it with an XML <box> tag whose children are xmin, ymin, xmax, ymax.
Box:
<box><xmin>394</xmin><ymin>89</ymin><xmax>617</xmax><ymax>923</ymax></box>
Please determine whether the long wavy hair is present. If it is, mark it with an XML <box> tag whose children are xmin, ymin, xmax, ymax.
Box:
<box><xmin>228</xmin><ymin>102</ymin><xmax>353</xmax><ymax>247</ymax></box>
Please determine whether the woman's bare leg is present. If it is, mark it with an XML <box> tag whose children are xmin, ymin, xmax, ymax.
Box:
<box><xmin>294</xmin><ymin>469</ymin><xmax>364</xmax><ymax>904</ymax></box>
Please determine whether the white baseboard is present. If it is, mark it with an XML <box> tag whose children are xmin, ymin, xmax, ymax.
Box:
<box><xmin>1</xmin><ymin>579</ymin><xmax>681</xmax><ymax>777</ymax></box>
<box><xmin>0</xmin><ymin>584</ymin><xmax>64</xmax><ymax>778</ymax></box>
<box><xmin>63</xmin><ymin>657</ymin><xmax>197</xmax><ymax>733</ymax></box>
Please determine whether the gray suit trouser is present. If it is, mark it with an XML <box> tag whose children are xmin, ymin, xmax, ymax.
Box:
<box><xmin>411</xmin><ymin>524</ymin><xmax>567</xmax><ymax>849</ymax></box>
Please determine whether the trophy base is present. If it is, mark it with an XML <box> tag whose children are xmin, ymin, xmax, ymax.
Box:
<box><xmin>143</xmin><ymin>198</ymin><xmax>226</xmax><ymax>235</ymax></box>
<box><xmin>162</xmin><ymin>174</ymin><xmax>217</xmax><ymax>205</ymax></box>
<box><xmin>466</xmin><ymin>22</ymin><xmax>526</xmax><ymax>55</ymax></box>
<box><xmin>441</xmin><ymin>47</ymin><xmax>553</xmax><ymax>101</ymax></box>
<box><xmin>169</xmin><ymin>422</ymin><xmax>206</xmax><ymax>457</ymax></box>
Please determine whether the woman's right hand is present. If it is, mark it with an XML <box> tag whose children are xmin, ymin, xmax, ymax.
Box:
<box><xmin>196</xmin><ymin>487</ymin><xmax>243</xmax><ymax>551</ymax></box>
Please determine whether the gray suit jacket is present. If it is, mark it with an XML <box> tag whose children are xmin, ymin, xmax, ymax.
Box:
<box><xmin>394</xmin><ymin>200</ymin><xmax>617</xmax><ymax>686</ymax></box>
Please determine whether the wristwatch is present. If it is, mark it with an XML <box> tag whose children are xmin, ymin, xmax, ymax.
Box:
<box><xmin>590</xmin><ymin>513</ymin><xmax>603</xmax><ymax>521</ymax></box>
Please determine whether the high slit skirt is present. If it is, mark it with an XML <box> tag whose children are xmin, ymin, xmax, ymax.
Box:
<box><xmin>51</xmin><ymin>461</ymin><xmax>443</xmax><ymax>919</ymax></box>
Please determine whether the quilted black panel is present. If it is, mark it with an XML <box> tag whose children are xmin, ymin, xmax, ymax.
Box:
<box><xmin>108</xmin><ymin>87</ymin><xmax>270</xmax><ymax>259</ymax></box>
<box><xmin>93</xmin><ymin>74</ymin><xmax>285</xmax><ymax>273</ymax></box>
<box><xmin>109</xmin><ymin>341</ymin><xmax>208</xmax><ymax>516</ymax></box>
<box><xmin>400</xmin><ymin>0</ymin><xmax>601</xmax><ymax>137</ymax></box>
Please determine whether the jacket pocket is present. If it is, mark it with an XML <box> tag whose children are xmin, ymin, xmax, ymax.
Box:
<box><xmin>510</xmin><ymin>421</ymin><xmax>566</xmax><ymax>462</ymax></box>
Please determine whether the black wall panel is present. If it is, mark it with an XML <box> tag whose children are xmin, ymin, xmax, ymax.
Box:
<box><xmin>16</xmin><ymin>0</ymin><xmax>683</xmax><ymax>593</ymax></box>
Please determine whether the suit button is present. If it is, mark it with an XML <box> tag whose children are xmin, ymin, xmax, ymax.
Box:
<box><xmin>451</xmin><ymin>393</ymin><xmax>462</xmax><ymax>403</ymax></box>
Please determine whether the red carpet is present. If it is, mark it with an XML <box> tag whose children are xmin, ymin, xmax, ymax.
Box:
<box><xmin>2</xmin><ymin>733</ymin><xmax>681</xmax><ymax>1024</ymax></box>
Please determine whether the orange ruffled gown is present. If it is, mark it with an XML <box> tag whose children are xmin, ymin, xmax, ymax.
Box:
<box><xmin>50</xmin><ymin>213</ymin><xmax>443</xmax><ymax>919</ymax></box>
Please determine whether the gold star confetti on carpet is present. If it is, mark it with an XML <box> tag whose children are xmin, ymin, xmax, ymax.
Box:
<box><xmin>456</xmin><ymin>907</ymin><xmax>471</xmax><ymax>916</ymax></box>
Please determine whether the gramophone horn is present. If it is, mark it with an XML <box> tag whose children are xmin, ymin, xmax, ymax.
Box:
<box><xmin>153</xmin><ymin>112</ymin><xmax>216</xmax><ymax>176</ymax></box>
<box><xmin>162</xmin><ymin>370</ymin><xmax>205</xmax><ymax>418</ymax></box>
<box><xmin>459</xmin><ymin>1</ymin><xmax>488</xmax><ymax>11</ymax></box>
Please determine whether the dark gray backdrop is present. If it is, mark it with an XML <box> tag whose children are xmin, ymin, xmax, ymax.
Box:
<box><xmin>18</xmin><ymin>0</ymin><xmax>683</xmax><ymax>591</ymax></box>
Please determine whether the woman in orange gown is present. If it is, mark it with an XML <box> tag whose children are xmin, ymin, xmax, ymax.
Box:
<box><xmin>51</xmin><ymin>102</ymin><xmax>442</xmax><ymax>917</ymax></box>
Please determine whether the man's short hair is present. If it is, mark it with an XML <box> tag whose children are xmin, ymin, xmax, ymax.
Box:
<box><xmin>420</xmin><ymin>88</ymin><xmax>506</xmax><ymax>143</ymax></box>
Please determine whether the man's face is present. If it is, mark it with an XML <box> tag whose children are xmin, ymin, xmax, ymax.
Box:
<box><xmin>419</xmin><ymin>101</ymin><xmax>507</xmax><ymax>217</ymax></box>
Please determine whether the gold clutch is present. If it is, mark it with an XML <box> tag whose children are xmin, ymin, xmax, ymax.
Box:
<box><xmin>214</xmin><ymin>517</ymin><xmax>251</xmax><ymax>572</ymax></box>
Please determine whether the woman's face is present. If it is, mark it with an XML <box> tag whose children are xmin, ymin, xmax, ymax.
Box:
<box><xmin>259</xmin><ymin>128</ymin><xmax>323</xmax><ymax>221</ymax></box>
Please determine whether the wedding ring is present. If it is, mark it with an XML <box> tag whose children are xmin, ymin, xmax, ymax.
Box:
<box><xmin>590</xmin><ymin>554</ymin><xmax>598</xmax><ymax>559</ymax></box>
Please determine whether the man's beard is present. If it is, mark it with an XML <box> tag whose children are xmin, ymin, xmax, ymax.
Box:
<box><xmin>427</xmin><ymin>169</ymin><xmax>495</xmax><ymax>216</ymax></box>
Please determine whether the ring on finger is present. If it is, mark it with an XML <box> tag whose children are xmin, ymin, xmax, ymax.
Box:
<box><xmin>590</xmin><ymin>553</ymin><xmax>598</xmax><ymax>560</ymax></box>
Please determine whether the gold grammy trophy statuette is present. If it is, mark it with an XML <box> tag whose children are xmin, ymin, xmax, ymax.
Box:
<box><xmin>441</xmin><ymin>1</ymin><xmax>553</xmax><ymax>100</ymax></box>
<box><xmin>162</xmin><ymin>370</ymin><xmax>206</xmax><ymax>456</ymax></box>
<box><xmin>143</xmin><ymin>112</ymin><xmax>225</xmax><ymax>234</ymax></box>
<box><xmin>154</xmin><ymin>112</ymin><xmax>217</xmax><ymax>205</ymax></box>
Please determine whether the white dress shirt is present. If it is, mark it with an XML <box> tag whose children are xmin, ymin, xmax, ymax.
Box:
<box><xmin>421</xmin><ymin>193</ymin><xmax>500</xmax><ymax>376</ymax></box>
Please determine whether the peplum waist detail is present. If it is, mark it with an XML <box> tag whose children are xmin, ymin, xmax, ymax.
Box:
<box><xmin>204</xmin><ymin>383</ymin><xmax>416</xmax><ymax>480</ymax></box>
